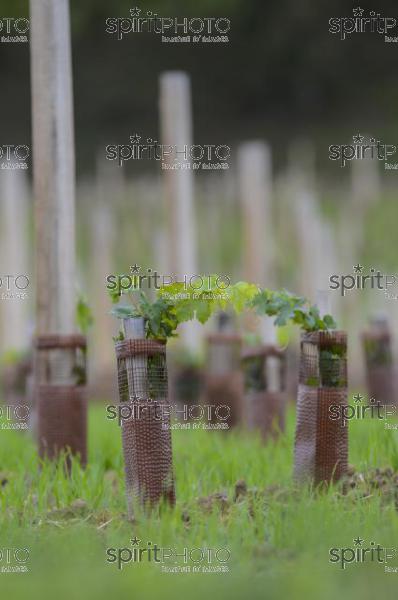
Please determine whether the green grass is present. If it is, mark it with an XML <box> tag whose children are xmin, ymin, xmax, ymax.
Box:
<box><xmin>1</xmin><ymin>402</ymin><xmax>398</xmax><ymax>599</ymax></box>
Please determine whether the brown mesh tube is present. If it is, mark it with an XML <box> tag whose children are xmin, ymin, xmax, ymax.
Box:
<box><xmin>203</xmin><ymin>334</ymin><xmax>243</xmax><ymax>428</ymax></box>
<box><xmin>115</xmin><ymin>339</ymin><xmax>175</xmax><ymax>517</ymax></box>
<box><xmin>1</xmin><ymin>356</ymin><xmax>32</xmax><ymax>409</ymax></box>
<box><xmin>286</xmin><ymin>345</ymin><xmax>299</xmax><ymax>404</ymax></box>
<box><xmin>362</xmin><ymin>329</ymin><xmax>395</xmax><ymax>405</ymax></box>
<box><xmin>38</xmin><ymin>385</ymin><xmax>87</xmax><ymax>462</ymax></box>
<box><xmin>242</xmin><ymin>345</ymin><xmax>286</xmax><ymax>440</ymax></box>
<box><xmin>294</xmin><ymin>330</ymin><xmax>348</xmax><ymax>485</ymax></box>
<box><xmin>35</xmin><ymin>334</ymin><xmax>87</xmax><ymax>467</ymax></box>
<box><xmin>170</xmin><ymin>365</ymin><xmax>203</xmax><ymax>417</ymax></box>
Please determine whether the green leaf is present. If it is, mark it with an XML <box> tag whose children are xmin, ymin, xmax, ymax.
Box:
<box><xmin>110</xmin><ymin>306</ymin><xmax>137</xmax><ymax>319</ymax></box>
<box><xmin>323</xmin><ymin>314</ymin><xmax>337</xmax><ymax>329</ymax></box>
<box><xmin>108</xmin><ymin>275</ymin><xmax>338</xmax><ymax>339</ymax></box>
<box><xmin>76</xmin><ymin>297</ymin><xmax>93</xmax><ymax>334</ymax></box>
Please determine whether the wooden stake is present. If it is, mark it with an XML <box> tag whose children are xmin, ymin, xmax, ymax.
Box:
<box><xmin>159</xmin><ymin>71</ymin><xmax>200</xmax><ymax>353</ymax></box>
<box><xmin>91</xmin><ymin>156</ymin><xmax>119</xmax><ymax>377</ymax></box>
<box><xmin>292</xmin><ymin>179</ymin><xmax>337</xmax><ymax>307</ymax></box>
<box><xmin>238</xmin><ymin>141</ymin><xmax>275</xmax><ymax>343</ymax></box>
<box><xmin>123</xmin><ymin>317</ymin><xmax>148</xmax><ymax>399</ymax></box>
<box><xmin>30</xmin><ymin>0</ymin><xmax>75</xmax><ymax>336</ymax></box>
<box><xmin>316</xmin><ymin>290</ymin><xmax>331</xmax><ymax>319</ymax></box>
<box><xmin>30</xmin><ymin>0</ymin><xmax>76</xmax><ymax>383</ymax></box>
<box><xmin>0</xmin><ymin>170</ymin><xmax>31</xmax><ymax>352</ymax></box>
<box><xmin>159</xmin><ymin>71</ymin><xmax>197</xmax><ymax>278</ymax></box>
<box><xmin>351</xmin><ymin>153</ymin><xmax>381</xmax><ymax>211</ymax></box>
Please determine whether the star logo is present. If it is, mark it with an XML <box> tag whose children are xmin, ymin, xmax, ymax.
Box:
<box><xmin>353</xmin><ymin>134</ymin><xmax>364</xmax><ymax>144</ymax></box>
<box><xmin>130</xmin><ymin>536</ymin><xmax>140</xmax><ymax>546</ymax></box>
<box><xmin>354</xmin><ymin>537</ymin><xmax>364</xmax><ymax>546</ymax></box>
<box><xmin>130</xmin><ymin>134</ymin><xmax>141</xmax><ymax>144</ymax></box>
<box><xmin>130</xmin><ymin>263</ymin><xmax>141</xmax><ymax>274</ymax></box>
<box><xmin>353</xmin><ymin>393</ymin><xmax>363</xmax><ymax>403</ymax></box>
<box><xmin>130</xmin><ymin>7</ymin><xmax>141</xmax><ymax>17</ymax></box>
<box><xmin>353</xmin><ymin>7</ymin><xmax>364</xmax><ymax>17</ymax></box>
<box><xmin>353</xmin><ymin>263</ymin><xmax>363</xmax><ymax>273</ymax></box>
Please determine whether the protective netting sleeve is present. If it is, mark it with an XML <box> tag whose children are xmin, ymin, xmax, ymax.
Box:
<box><xmin>299</xmin><ymin>331</ymin><xmax>347</xmax><ymax>388</ymax></box>
<box><xmin>203</xmin><ymin>335</ymin><xmax>243</xmax><ymax>428</ymax></box>
<box><xmin>38</xmin><ymin>385</ymin><xmax>87</xmax><ymax>465</ymax></box>
<box><xmin>242</xmin><ymin>346</ymin><xmax>286</xmax><ymax>440</ymax></box>
<box><xmin>36</xmin><ymin>334</ymin><xmax>87</xmax><ymax>467</ymax></box>
<box><xmin>242</xmin><ymin>346</ymin><xmax>286</xmax><ymax>393</ymax></box>
<box><xmin>362</xmin><ymin>330</ymin><xmax>395</xmax><ymax>404</ymax></box>
<box><xmin>294</xmin><ymin>331</ymin><xmax>348</xmax><ymax>485</ymax></box>
<box><xmin>1</xmin><ymin>356</ymin><xmax>32</xmax><ymax>411</ymax></box>
<box><xmin>115</xmin><ymin>339</ymin><xmax>175</xmax><ymax>516</ymax></box>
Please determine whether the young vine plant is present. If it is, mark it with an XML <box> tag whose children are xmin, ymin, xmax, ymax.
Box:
<box><xmin>108</xmin><ymin>275</ymin><xmax>336</xmax><ymax>341</ymax></box>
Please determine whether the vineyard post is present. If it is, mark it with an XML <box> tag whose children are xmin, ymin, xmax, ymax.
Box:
<box><xmin>159</xmin><ymin>71</ymin><xmax>201</xmax><ymax>353</ymax></box>
<box><xmin>316</xmin><ymin>290</ymin><xmax>331</xmax><ymax>319</ymax></box>
<box><xmin>291</xmin><ymin>171</ymin><xmax>337</xmax><ymax>310</ymax></box>
<box><xmin>362</xmin><ymin>315</ymin><xmax>395</xmax><ymax>405</ymax></box>
<box><xmin>123</xmin><ymin>317</ymin><xmax>148</xmax><ymax>398</ymax></box>
<box><xmin>288</xmin><ymin>139</ymin><xmax>320</xmax><ymax>300</ymax></box>
<box><xmin>351</xmin><ymin>152</ymin><xmax>381</xmax><ymax>213</ymax></box>
<box><xmin>238</xmin><ymin>141</ymin><xmax>276</xmax><ymax>344</ymax></box>
<box><xmin>335</xmin><ymin>155</ymin><xmax>380</xmax><ymax>388</ymax></box>
<box><xmin>30</xmin><ymin>0</ymin><xmax>76</xmax><ymax>347</ymax></box>
<box><xmin>90</xmin><ymin>157</ymin><xmax>118</xmax><ymax>391</ymax></box>
<box><xmin>0</xmin><ymin>170</ymin><xmax>31</xmax><ymax>352</ymax></box>
<box><xmin>30</xmin><ymin>0</ymin><xmax>88</xmax><ymax>465</ymax></box>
